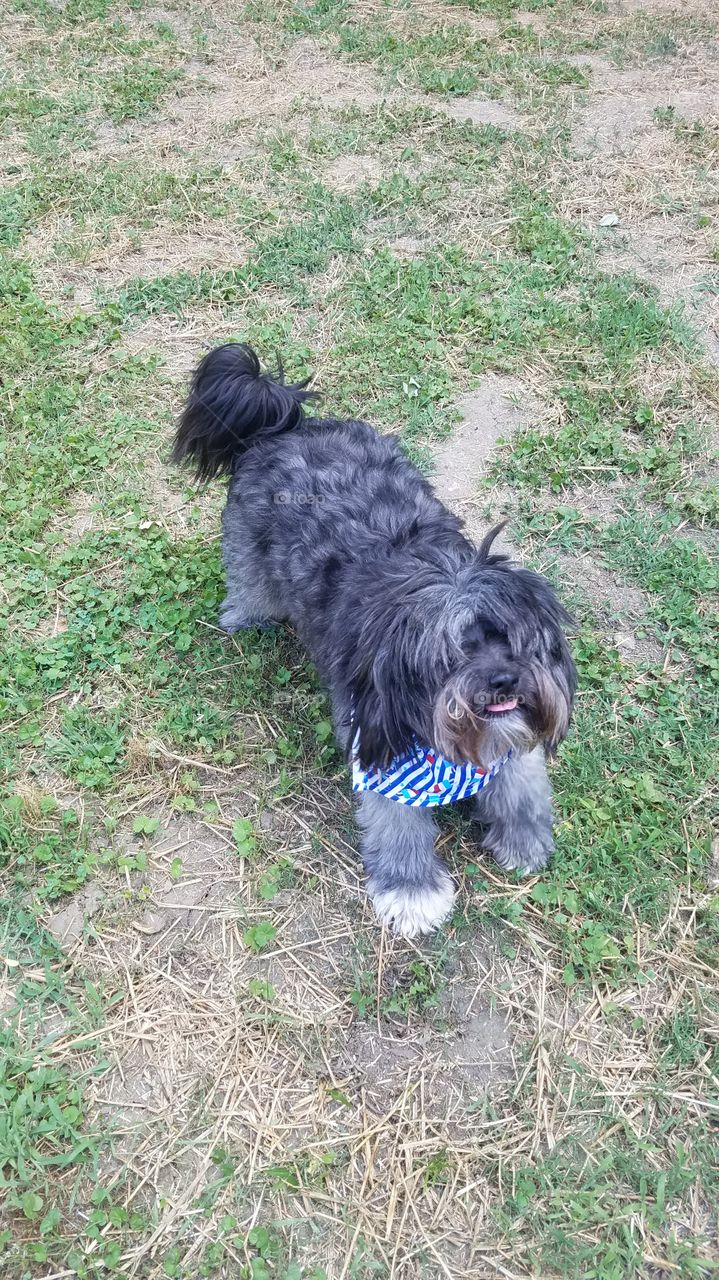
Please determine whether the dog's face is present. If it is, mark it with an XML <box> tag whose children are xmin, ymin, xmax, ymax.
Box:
<box><xmin>432</xmin><ymin>614</ymin><xmax>574</xmax><ymax>767</ymax></box>
<box><xmin>351</xmin><ymin>535</ymin><xmax>576</xmax><ymax>771</ymax></box>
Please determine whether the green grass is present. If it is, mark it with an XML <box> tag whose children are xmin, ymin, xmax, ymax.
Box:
<box><xmin>244</xmin><ymin>1</ymin><xmax>588</xmax><ymax>103</ymax></box>
<box><xmin>0</xmin><ymin>161</ymin><xmax>261</xmax><ymax>249</ymax></box>
<box><xmin>103</xmin><ymin>61</ymin><xmax>183</xmax><ymax>121</ymax></box>
<box><xmin>0</xmin><ymin>902</ymin><xmax>110</xmax><ymax>1272</ymax></box>
<box><xmin>1</xmin><ymin>0</ymin><xmax>719</xmax><ymax>1276</ymax></box>
<box><xmin>337</xmin><ymin>22</ymin><xmax>587</xmax><ymax>101</ymax></box>
<box><xmin>495</xmin><ymin>1098</ymin><xmax>719</xmax><ymax>1278</ymax></box>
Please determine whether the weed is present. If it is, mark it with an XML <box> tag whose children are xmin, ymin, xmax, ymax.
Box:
<box><xmin>0</xmin><ymin>798</ymin><xmax>96</xmax><ymax>903</ymax></box>
<box><xmin>0</xmin><ymin>1045</ymin><xmax>100</xmax><ymax>1210</ymax></box>
<box><xmin>232</xmin><ymin>818</ymin><xmax>257</xmax><ymax>856</ymax></box>
<box><xmin>132</xmin><ymin>814</ymin><xmax>160</xmax><ymax>836</ymax></box>
<box><xmin>46</xmin><ymin>708</ymin><xmax>126</xmax><ymax>789</ymax></box>
<box><xmin>243</xmin><ymin>921</ymin><xmax>278</xmax><ymax>952</ymax></box>
<box><xmin>381</xmin><ymin>957</ymin><xmax>444</xmax><ymax>1018</ymax></box>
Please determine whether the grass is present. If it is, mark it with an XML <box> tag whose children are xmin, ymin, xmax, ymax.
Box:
<box><xmin>1</xmin><ymin>0</ymin><xmax>718</xmax><ymax>1277</ymax></box>
<box><xmin>244</xmin><ymin>0</ymin><xmax>588</xmax><ymax>103</ymax></box>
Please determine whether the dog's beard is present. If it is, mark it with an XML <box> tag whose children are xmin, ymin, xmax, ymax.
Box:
<box><xmin>432</xmin><ymin>661</ymin><xmax>570</xmax><ymax>767</ymax></box>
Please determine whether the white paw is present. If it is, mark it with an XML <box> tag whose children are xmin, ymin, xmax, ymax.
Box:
<box><xmin>368</xmin><ymin>876</ymin><xmax>456</xmax><ymax>939</ymax></box>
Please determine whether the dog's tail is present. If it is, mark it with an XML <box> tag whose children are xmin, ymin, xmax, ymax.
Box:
<box><xmin>172</xmin><ymin>342</ymin><xmax>317</xmax><ymax>481</ymax></box>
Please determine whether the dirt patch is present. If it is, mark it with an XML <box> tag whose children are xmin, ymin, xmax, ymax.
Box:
<box><xmin>45</xmin><ymin>449</ymin><xmax>221</xmax><ymax>544</ymax></box>
<box><xmin>436</xmin><ymin>972</ymin><xmax>515</xmax><ymax>1092</ymax></box>
<box><xmin>597</xmin><ymin>214</ymin><xmax>713</xmax><ymax>301</ymax></box>
<box><xmin>73</xmin><ymin>771</ymin><xmax>359</xmax><ymax>971</ymax></box>
<box><xmin>94</xmin><ymin>1045</ymin><xmax>170</xmax><ymax>1131</ymax></box>
<box><xmin>211</xmin><ymin>37</ymin><xmax>388</xmax><ymax>122</ymax></box>
<box><xmin>512</xmin><ymin>9</ymin><xmax>550</xmax><ymax>36</ymax></box>
<box><xmin>565</xmin><ymin>51</ymin><xmax>719</xmax><ymax>229</ymax></box>
<box><xmin>566</xmin><ymin>52</ymin><xmax>617</xmax><ymax>77</ymax></box>
<box><xmin>29</xmin><ymin>223</ymin><xmax>250</xmax><ymax>306</ymax></box>
<box><xmin>564</xmin><ymin>55</ymin><xmax>719</xmax><ymax>365</ymax></box>
<box><xmin>50</xmin><ymin>490</ymin><xmax>101</xmax><ymax>541</ymax></box>
<box><xmin>131</xmin><ymin>447</ymin><xmax>223</xmax><ymax>536</ymax></box>
<box><xmin>69</xmin><ymin>782</ymin><xmax>514</xmax><ymax>1216</ymax></box>
<box><xmin>44</xmin><ymin>805</ymin><xmax>251</xmax><ymax>963</ymax></box>
<box><xmin>113</xmin><ymin>268</ymin><xmax>346</xmax><ymax>413</ymax></box>
<box><xmin>243</xmin><ymin>913</ymin><xmax>354</xmax><ymax>1022</ymax></box>
<box><xmin>557</xmin><ymin>553</ymin><xmax>650</xmax><ymax>622</ymax></box>
<box><xmin>128</xmin><ymin>818</ymin><xmax>236</xmax><ymax>946</ymax></box>
<box><xmin>179</xmin><ymin>37</ymin><xmax>386</xmax><ymax>132</ymax></box>
<box><xmin>0</xmin><ymin>975</ymin><xmax>18</xmax><ymax>1025</ymax></box>
<box><xmin>0</xmin><ymin>141</ymin><xmax>31</xmax><ymax>181</ymax></box>
<box><xmin>621</xmin><ymin>0</ymin><xmax>718</xmax><ymax>12</ymax></box>
<box><xmin>386</xmin><ymin>234</ymin><xmax>428</xmax><ymax>260</ymax></box>
<box><xmin>434</xmin><ymin>377</ymin><xmax>540</xmax><ymax>500</ymax></box>
<box><xmin>432</xmin><ymin>375</ymin><xmax>541</xmax><ymax>548</ymax></box>
<box><xmin>340</xmin><ymin>1000</ymin><xmax>513</xmax><ymax>1113</ymax></box>
<box><xmin>381</xmin><ymin>1</ymin><xmax>500</xmax><ymax>39</ymax></box>
<box><xmin>78</xmin><ymin>790</ymin><xmax>521</xmax><ymax>1270</ymax></box>
<box><xmin>575</xmin><ymin>84</ymin><xmax>717</xmax><ymax>157</ymax></box>
<box><xmin>130</xmin><ymin>3</ymin><xmax>197</xmax><ymax>43</ymax></box>
<box><xmin>47</xmin><ymin>881</ymin><xmax>107</xmax><ymax>949</ymax></box>
<box><xmin>554</xmin><ymin>552</ymin><xmax>664</xmax><ymax>663</ymax></box>
<box><xmin>340</xmin><ymin>1024</ymin><xmax>426</xmax><ymax>1109</ymax></box>
<box><xmin>442</xmin><ymin>1006</ymin><xmax>512</xmax><ymax>1089</ymax></box>
<box><xmin>104</xmin><ymin>68</ymin><xmax>257</xmax><ymax>164</ymax></box>
<box><xmin>324</xmin><ymin>153</ymin><xmax>386</xmax><ymax>192</ymax></box>
<box><xmin>119</xmin><ymin>313</ymin><xmax>240</xmax><ymax>383</ymax></box>
<box><xmin>88</xmin><ymin>38</ymin><xmax>387</xmax><ymax>169</ymax></box>
<box><xmin>435</xmin><ymin>97</ymin><xmax>523</xmax><ymax>130</ymax></box>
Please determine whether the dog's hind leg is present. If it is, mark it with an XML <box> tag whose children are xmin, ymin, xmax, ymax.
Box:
<box><xmin>356</xmin><ymin>793</ymin><xmax>455</xmax><ymax>938</ymax></box>
<box><xmin>219</xmin><ymin>525</ymin><xmax>284</xmax><ymax>633</ymax></box>
<box><xmin>473</xmin><ymin>746</ymin><xmax>554</xmax><ymax>873</ymax></box>
<box><xmin>219</xmin><ymin>574</ymin><xmax>279</xmax><ymax>633</ymax></box>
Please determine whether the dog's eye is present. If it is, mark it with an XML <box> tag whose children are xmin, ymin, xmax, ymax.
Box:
<box><xmin>464</xmin><ymin>624</ymin><xmax>504</xmax><ymax>651</ymax></box>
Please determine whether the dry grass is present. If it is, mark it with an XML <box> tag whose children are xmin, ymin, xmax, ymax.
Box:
<box><xmin>36</xmin><ymin>802</ymin><xmax>719</xmax><ymax>1277</ymax></box>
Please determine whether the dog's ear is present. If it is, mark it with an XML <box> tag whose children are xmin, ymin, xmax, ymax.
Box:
<box><xmin>349</xmin><ymin>616</ymin><xmax>420</xmax><ymax>770</ymax></box>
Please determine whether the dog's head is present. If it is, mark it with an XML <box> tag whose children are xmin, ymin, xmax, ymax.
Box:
<box><xmin>351</xmin><ymin>525</ymin><xmax>576</xmax><ymax>770</ymax></box>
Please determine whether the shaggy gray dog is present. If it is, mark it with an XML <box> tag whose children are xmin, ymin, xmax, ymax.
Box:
<box><xmin>173</xmin><ymin>343</ymin><xmax>576</xmax><ymax>938</ymax></box>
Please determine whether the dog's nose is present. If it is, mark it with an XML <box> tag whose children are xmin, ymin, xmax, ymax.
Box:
<box><xmin>489</xmin><ymin>671</ymin><xmax>518</xmax><ymax>696</ymax></box>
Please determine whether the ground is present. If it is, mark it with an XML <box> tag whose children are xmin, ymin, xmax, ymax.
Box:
<box><xmin>1</xmin><ymin>1</ymin><xmax>718</xmax><ymax>1277</ymax></box>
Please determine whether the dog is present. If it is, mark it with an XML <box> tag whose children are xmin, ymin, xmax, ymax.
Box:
<box><xmin>173</xmin><ymin>343</ymin><xmax>576</xmax><ymax>939</ymax></box>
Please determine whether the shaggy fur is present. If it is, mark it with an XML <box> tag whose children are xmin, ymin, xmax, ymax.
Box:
<box><xmin>173</xmin><ymin>343</ymin><xmax>577</xmax><ymax>938</ymax></box>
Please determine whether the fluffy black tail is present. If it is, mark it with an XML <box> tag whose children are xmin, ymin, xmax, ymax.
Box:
<box><xmin>172</xmin><ymin>342</ymin><xmax>317</xmax><ymax>481</ymax></box>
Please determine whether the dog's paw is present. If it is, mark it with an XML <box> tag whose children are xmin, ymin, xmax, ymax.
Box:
<box><xmin>219</xmin><ymin>609</ymin><xmax>273</xmax><ymax>634</ymax></box>
<box><xmin>367</xmin><ymin>875</ymin><xmax>456</xmax><ymax>939</ymax></box>
<box><xmin>483</xmin><ymin>824</ymin><xmax>554</xmax><ymax>874</ymax></box>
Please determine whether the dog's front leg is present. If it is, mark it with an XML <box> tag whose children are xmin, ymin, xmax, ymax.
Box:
<box><xmin>474</xmin><ymin>746</ymin><xmax>555</xmax><ymax>873</ymax></box>
<box><xmin>356</xmin><ymin>792</ymin><xmax>455</xmax><ymax>939</ymax></box>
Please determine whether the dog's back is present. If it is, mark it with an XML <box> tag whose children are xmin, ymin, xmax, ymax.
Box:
<box><xmin>173</xmin><ymin>341</ymin><xmax>472</xmax><ymax>570</ymax></box>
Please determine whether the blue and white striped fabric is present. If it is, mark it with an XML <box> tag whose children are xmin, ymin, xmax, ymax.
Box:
<box><xmin>351</xmin><ymin>737</ymin><xmax>511</xmax><ymax>807</ymax></box>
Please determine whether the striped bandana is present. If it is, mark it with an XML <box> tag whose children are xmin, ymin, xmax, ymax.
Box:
<box><xmin>351</xmin><ymin>736</ymin><xmax>511</xmax><ymax>807</ymax></box>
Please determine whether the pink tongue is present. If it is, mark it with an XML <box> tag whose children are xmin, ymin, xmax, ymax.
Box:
<box><xmin>485</xmin><ymin>697</ymin><xmax>518</xmax><ymax>714</ymax></box>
